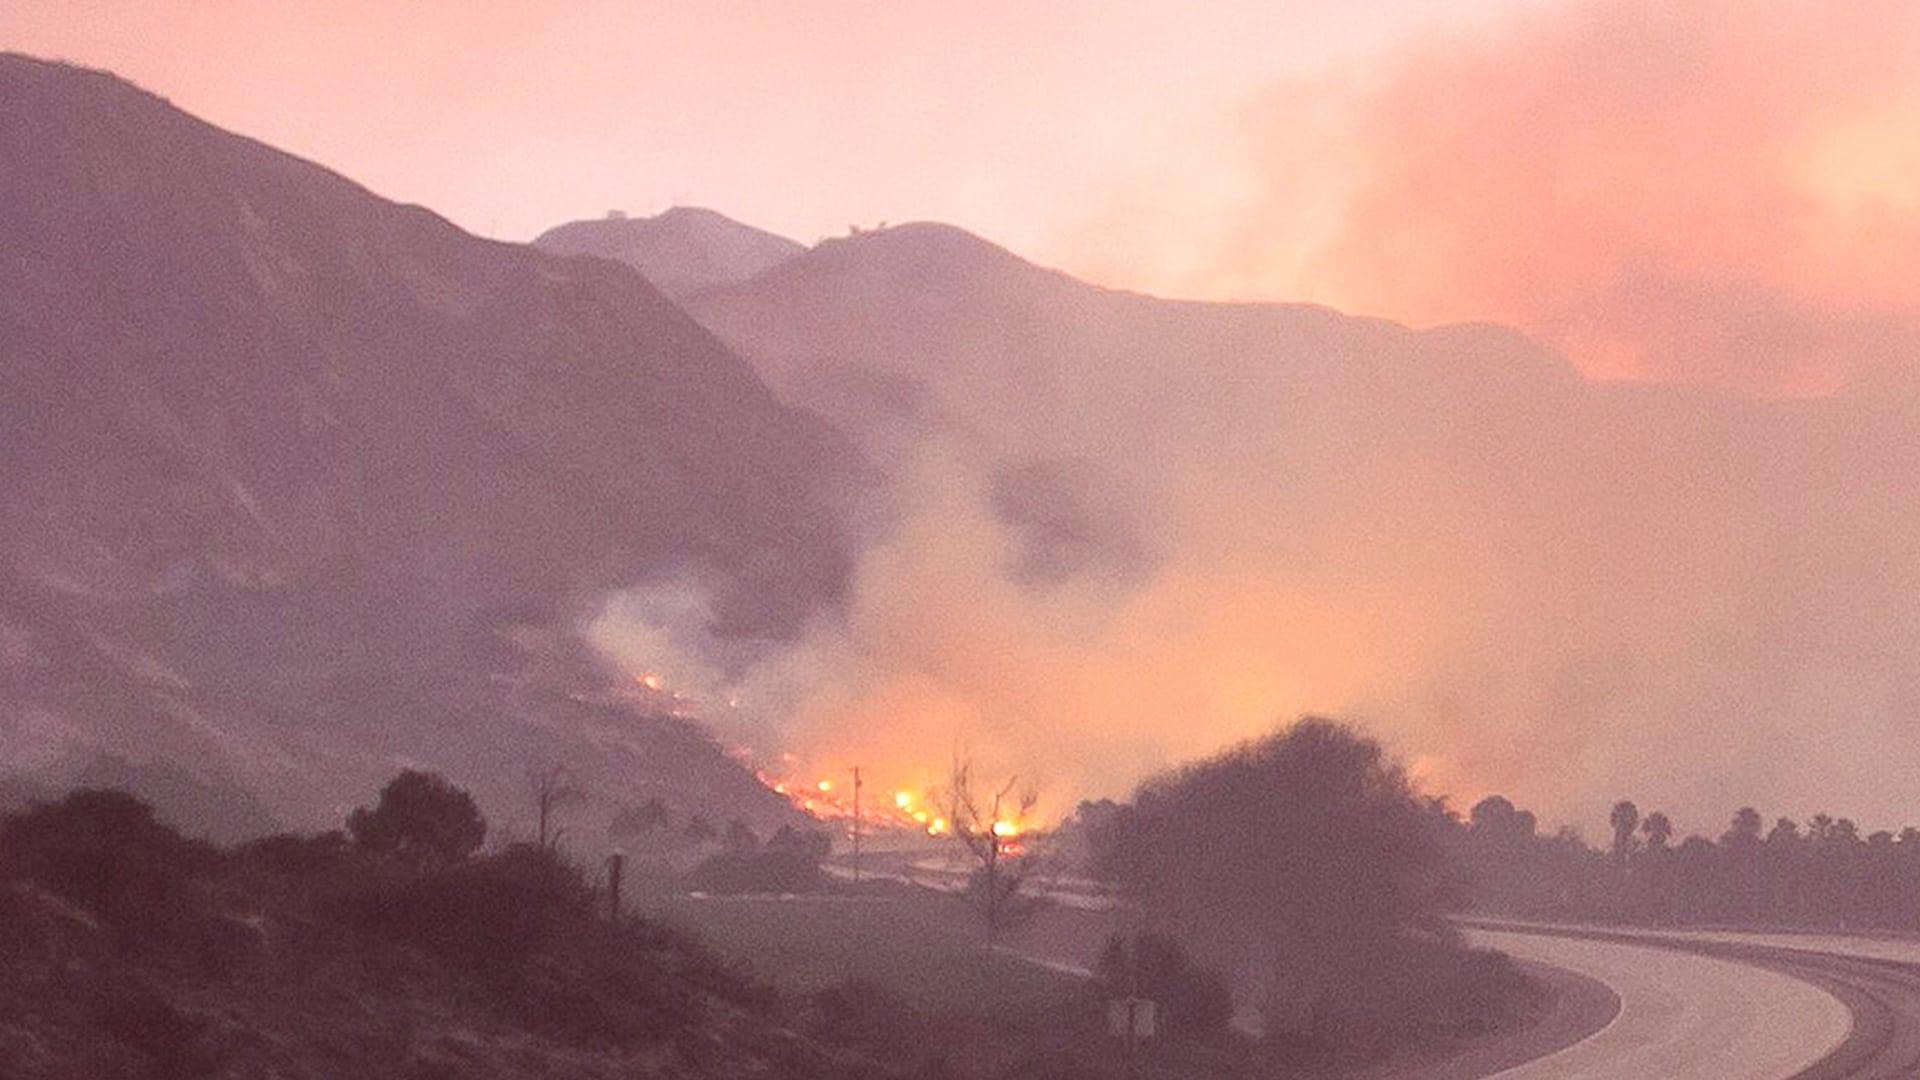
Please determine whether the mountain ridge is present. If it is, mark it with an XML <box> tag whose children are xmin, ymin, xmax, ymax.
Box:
<box><xmin>534</xmin><ymin>205</ymin><xmax>805</xmax><ymax>299</ymax></box>
<box><xmin>0</xmin><ymin>53</ymin><xmax>853</xmax><ymax>836</ymax></box>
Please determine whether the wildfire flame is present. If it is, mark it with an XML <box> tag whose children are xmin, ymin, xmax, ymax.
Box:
<box><xmin>748</xmin><ymin>766</ymin><xmax>965</xmax><ymax>837</ymax></box>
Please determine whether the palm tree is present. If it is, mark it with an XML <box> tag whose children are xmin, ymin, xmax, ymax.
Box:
<box><xmin>1809</xmin><ymin>813</ymin><xmax>1835</xmax><ymax>844</ymax></box>
<box><xmin>1640</xmin><ymin>811</ymin><xmax>1674</xmax><ymax>851</ymax></box>
<box><xmin>1724</xmin><ymin>807</ymin><xmax>1763</xmax><ymax>848</ymax></box>
<box><xmin>1610</xmin><ymin>800</ymin><xmax>1640</xmax><ymax>862</ymax></box>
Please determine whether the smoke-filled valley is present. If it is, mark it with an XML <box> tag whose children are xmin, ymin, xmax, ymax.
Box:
<box><xmin>5</xmin><ymin>47</ymin><xmax>1920</xmax><ymax>847</ymax></box>
<box><xmin>6</xmin><ymin>6</ymin><xmax>1920</xmax><ymax>1075</ymax></box>
<box><xmin>574</xmin><ymin>213</ymin><xmax>1920</xmax><ymax>839</ymax></box>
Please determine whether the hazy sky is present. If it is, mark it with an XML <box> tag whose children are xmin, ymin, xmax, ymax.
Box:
<box><xmin>0</xmin><ymin>2</ymin><xmax>1514</xmax><ymax>241</ymax></box>
<box><xmin>9</xmin><ymin>2</ymin><xmax>1915</xmax><ymax>393</ymax></box>
<box><xmin>0</xmin><ymin>7</ymin><xmax>1513</xmax><ymax>286</ymax></box>
<box><xmin>7</xmin><ymin>2</ymin><xmax>1917</xmax><ymax>395</ymax></box>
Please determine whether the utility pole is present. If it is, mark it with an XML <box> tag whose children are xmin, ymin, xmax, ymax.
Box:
<box><xmin>852</xmin><ymin>765</ymin><xmax>863</xmax><ymax>884</ymax></box>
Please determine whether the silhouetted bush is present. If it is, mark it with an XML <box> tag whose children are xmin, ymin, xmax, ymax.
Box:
<box><xmin>0</xmin><ymin>789</ymin><xmax>216</xmax><ymax>942</ymax></box>
<box><xmin>233</xmin><ymin>829</ymin><xmax>351</xmax><ymax>877</ymax></box>
<box><xmin>1092</xmin><ymin>932</ymin><xmax>1233</xmax><ymax>1043</ymax></box>
<box><xmin>0</xmin><ymin>780</ymin><xmax>886</xmax><ymax>1077</ymax></box>
<box><xmin>346</xmin><ymin>770</ymin><xmax>485</xmax><ymax>866</ymax></box>
<box><xmin>1093</xmin><ymin>718</ymin><xmax>1455</xmax><ymax>1034</ymax></box>
<box><xmin>1304</xmin><ymin>937</ymin><xmax>1530</xmax><ymax>1047</ymax></box>
<box><xmin>342</xmin><ymin>843</ymin><xmax>592</xmax><ymax>975</ymax></box>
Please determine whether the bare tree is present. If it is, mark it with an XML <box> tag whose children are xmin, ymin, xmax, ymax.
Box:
<box><xmin>943</xmin><ymin>752</ymin><xmax>1040</xmax><ymax>940</ymax></box>
<box><xmin>527</xmin><ymin>764</ymin><xmax>586</xmax><ymax>849</ymax></box>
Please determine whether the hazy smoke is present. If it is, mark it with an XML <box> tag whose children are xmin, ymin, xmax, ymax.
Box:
<box><xmin>584</xmin><ymin>1</ymin><xmax>1920</xmax><ymax>837</ymax></box>
<box><xmin>591</xmin><ymin>286</ymin><xmax>1920</xmax><ymax>840</ymax></box>
<box><xmin>1065</xmin><ymin>0</ymin><xmax>1920</xmax><ymax>395</ymax></box>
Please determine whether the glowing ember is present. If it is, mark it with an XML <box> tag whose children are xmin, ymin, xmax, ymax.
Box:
<box><xmin>636</xmin><ymin>673</ymin><xmax>663</xmax><ymax>691</ymax></box>
<box><xmin>751</xmin><ymin>762</ymin><xmax>1032</xmax><ymax>844</ymax></box>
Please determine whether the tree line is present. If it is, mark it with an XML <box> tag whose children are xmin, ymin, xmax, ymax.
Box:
<box><xmin>1455</xmin><ymin>794</ymin><xmax>1920</xmax><ymax>929</ymax></box>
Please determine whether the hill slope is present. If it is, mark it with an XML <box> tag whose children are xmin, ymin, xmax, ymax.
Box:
<box><xmin>535</xmin><ymin>207</ymin><xmax>804</xmax><ymax>299</ymax></box>
<box><xmin>683</xmin><ymin>221</ymin><xmax>1920</xmax><ymax>825</ymax></box>
<box><xmin>0</xmin><ymin>55</ymin><xmax>857</xmax><ymax>835</ymax></box>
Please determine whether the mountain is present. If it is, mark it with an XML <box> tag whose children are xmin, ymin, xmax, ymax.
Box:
<box><xmin>534</xmin><ymin>207</ymin><xmax>804</xmax><ymax>299</ymax></box>
<box><xmin>690</xmin><ymin>221</ymin><xmax>1580</xmax><ymax>458</ymax></box>
<box><xmin>682</xmin><ymin>220</ymin><xmax>1920</xmax><ymax>829</ymax></box>
<box><xmin>685</xmin><ymin>221</ymin><xmax>1583</xmax><ymax>585</ymax></box>
<box><xmin>0</xmin><ymin>55</ymin><xmax>859</xmax><ymax>836</ymax></box>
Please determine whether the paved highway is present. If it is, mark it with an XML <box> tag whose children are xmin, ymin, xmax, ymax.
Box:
<box><xmin>1465</xmin><ymin>927</ymin><xmax>1852</xmax><ymax>1079</ymax></box>
<box><xmin>1473</xmin><ymin>923</ymin><xmax>1920</xmax><ymax>1078</ymax></box>
<box><xmin>833</xmin><ymin>851</ymin><xmax>1920</xmax><ymax>1078</ymax></box>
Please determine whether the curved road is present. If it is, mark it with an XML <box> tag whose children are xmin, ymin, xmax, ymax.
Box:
<box><xmin>840</xmin><ymin>853</ymin><xmax>1920</xmax><ymax>1077</ymax></box>
<box><xmin>1465</xmin><ymin>927</ymin><xmax>1851</xmax><ymax>1079</ymax></box>
<box><xmin>1470</xmin><ymin>922</ymin><xmax>1920</xmax><ymax>1079</ymax></box>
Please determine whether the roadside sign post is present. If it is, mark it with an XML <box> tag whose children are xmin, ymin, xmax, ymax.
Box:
<box><xmin>851</xmin><ymin>765</ymin><xmax>863</xmax><ymax>884</ymax></box>
<box><xmin>1108</xmin><ymin>995</ymin><xmax>1156</xmax><ymax>1064</ymax></box>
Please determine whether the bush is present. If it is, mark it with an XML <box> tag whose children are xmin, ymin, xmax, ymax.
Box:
<box><xmin>233</xmin><ymin>830</ymin><xmax>351</xmax><ymax>876</ymax></box>
<box><xmin>340</xmin><ymin>843</ymin><xmax>592</xmax><ymax>975</ymax></box>
<box><xmin>1094</xmin><ymin>718</ymin><xmax>1453</xmax><ymax>1034</ymax></box>
<box><xmin>0</xmin><ymin>789</ymin><xmax>216</xmax><ymax>941</ymax></box>
<box><xmin>1092</xmin><ymin>932</ymin><xmax>1233</xmax><ymax>1043</ymax></box>
<box><xmin>347</xmin><ymin>770</ymin><xmax>485</xmax><ymax>866</ymax></box>
<box><xmin>1305</xmin><ymin>937</ymin><xmax>1533</xmax><ymax>1044</ymax></box>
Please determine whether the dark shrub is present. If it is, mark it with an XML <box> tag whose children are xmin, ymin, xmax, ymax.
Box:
<box><xmin>1094</xmin><ymin>718</ymin><xmax>1454</xmax><ymax>1034</ymax></box>
<box><xmin>233</xmin><ymin>830</ymin><xmax>351</xmax><ymax>876</ymax></box>
<box><xmin>1093</xmin><ymin>932</ymin><xmax>1233</xmax><ymax>1043</ymax></box>
<box><xmin>0</xmin><ymin>789</ymin><xmax>216</xmax><ymax>940</ymax></box>
<box><xmin>1306</xmin><ymin>937</ymin><xmax>1534</xmax><ymax>1044</ymax></box>
<box><xmin>344</xmin><ymin>843</ymin><xmax>592</xmax><ymax>975</ymax></box>
<box><xmin>347</xmin><ymin>770</ymin><xmax>485</xmax><ymax>866</ymax></box>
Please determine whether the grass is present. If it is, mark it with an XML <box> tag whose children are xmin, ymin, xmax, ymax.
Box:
<box><xmin>650</xmin><ymin>885</ymin><xmax>1083</xmax><ymax>1025</ymax></box>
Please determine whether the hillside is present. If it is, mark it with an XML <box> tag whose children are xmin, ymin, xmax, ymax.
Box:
<box><xmin>535</xmin><ymin>208</ymin><xmax>804</xmax><ymax>299</ymax></box>
<box><xmin>677</xmin><ymin>220</ymin><xmax>1920</xmax><ymax>825</ymax></box>
<box><xmin>0</xmin><ymin>789</ymin><xmax>894</xmax><ymax>1080</ymax></box>
<box><xmin>0</xmin><ymin>55</ymin><xmax>859</xmax><ymax>836</ymax></box>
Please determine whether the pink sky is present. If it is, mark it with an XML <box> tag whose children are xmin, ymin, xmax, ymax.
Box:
<box><xmin>4</xmin><ymin>1</ymin><xmax>1913</xmax><ymax>391</ymax></box>
<box><xmin>0</xmin><ymin>3</ymin><xmax>1522</xmax><ymax>257</ymax></box>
